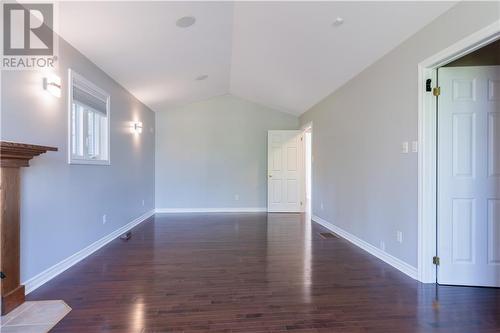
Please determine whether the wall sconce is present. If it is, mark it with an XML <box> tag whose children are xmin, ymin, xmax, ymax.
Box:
<box><xmin>43</xmin><ymin>75</ymin><xmax>61</xmax><ymax>97</ymax></box>
<box><xmin>132</xmin><ymin>121</ymin><xmax>143</xmax><ymax>134</ymax></box>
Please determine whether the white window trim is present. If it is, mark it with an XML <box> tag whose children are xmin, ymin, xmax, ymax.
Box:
<box><xmin>68</xmin><ymin>69</ymin><xmax>111</xmax><ymax>165</ymax></box>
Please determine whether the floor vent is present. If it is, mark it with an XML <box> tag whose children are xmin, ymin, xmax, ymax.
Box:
<box><xmin>319</xmin><ymin>232</ymin><xmax>339</xmax><ymax>239</ymax></box>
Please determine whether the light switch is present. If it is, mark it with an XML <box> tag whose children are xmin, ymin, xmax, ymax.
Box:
<box><xmin>401</xmin><ymin>142</ymin><xmax>409</xmax><ymax>154</ymax></box>
<box><xmin>412</xmin><ymin>141</ymin><xmax>418</xmax><ymax>153</ymax></box>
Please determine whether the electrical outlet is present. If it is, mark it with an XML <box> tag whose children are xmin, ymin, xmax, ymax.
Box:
<box><xmin>412</xmin><ymin>141</ymin><xmax>418</xmax><ymax>153</ymax></box>
<box><xmin>102</xmin><ymin>214</ymin><xmax>107</xmax><ymax>224</ymax></box>
<box><xmin>401</xmin><ymin>142</ymin><xmax>409</xmax><ymax>154</ymax></box>
<box><xmin>397</xmin><ymin>231</ymin><xmax>403</xmax><ymax>243</ymax></box>
<box><xmin>380</xmin><ymin>241</ymin><xmax>386</xmax><ymax>251</ymax></box>
<box><xmin>142</xmin><ymin>199</ymin><xmax>145</xmax><ymax>207</ymax></box>
<box><xmin>320</xmin><ymin>201</ymin><xmax>324</xmax><ymax>210</ymax></box>
<box><xmin>234</xmin><ymin>194</ymin><xmax>239</xmax><ymax>201</ymax></box>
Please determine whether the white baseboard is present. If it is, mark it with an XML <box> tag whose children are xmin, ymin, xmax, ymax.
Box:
<box><xmin>155</xmin><ymin>207</ymin><xmax>267</xmax><ymax>213</ymax></box>
<box><xmin>23</xmin><ymin>209</ymin><xmax>155</xmax><ymax>294</ymax></box>
<box><xmin>312</xmin><ymin>215</ymin><xmax>418</xmax><ymax>280</ymax></box>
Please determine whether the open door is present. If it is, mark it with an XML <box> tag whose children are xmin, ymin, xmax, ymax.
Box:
<box><xmin>267</xmin><ymin>130</ymin><xmax>304</xmax><ymax>212</ymax></box>
<box><xmin>437</xmin><ymin>66</ymin><xmax>500</xmax><ymax>287</ymax></box>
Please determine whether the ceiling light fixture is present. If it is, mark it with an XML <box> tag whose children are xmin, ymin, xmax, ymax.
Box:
<box><xmin>332</xmin><ymin>17</ymin><xmax>344</xmax><ymax>27</ymax></box>
<box><xmin>195</xmin><ymin>74</ymin><xmax>208</xmax><ymax>81</ymax></box>
<box><xmin>176</xmin><ymin>16</ymin><xmax>196</xmax><ymax>28</ymax></box>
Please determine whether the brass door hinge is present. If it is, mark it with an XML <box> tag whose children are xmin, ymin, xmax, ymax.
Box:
<box><xmin>433</xmin><ymin>256</ymin><xmax>440</xmax><ymax>266</ymax></box>
<box><xmin>433</xmin><ymin>87</ymin><xmax>441</xmax><ymax>97</ymax></box>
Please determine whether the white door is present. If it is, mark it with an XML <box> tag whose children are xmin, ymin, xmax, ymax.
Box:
<box><xmin>268</xmin><ymin>130</ymin><xmax>304</xmax><ymax>212</ymax></box>
<box><xmin>438</xmin><ymin>66</ymin><xmax>500</xmax><ymax>287</ymax></box>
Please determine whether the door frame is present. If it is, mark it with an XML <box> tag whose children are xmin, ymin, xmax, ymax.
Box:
<box><xmin>301</xmin><ymin>122</ymin><xmax>313</xmax><ymax>213</ymax></box>
<box><xmin>417</xmin><ymin>20</ymin><xmax>500</xmax><ymax>283</ymax></box>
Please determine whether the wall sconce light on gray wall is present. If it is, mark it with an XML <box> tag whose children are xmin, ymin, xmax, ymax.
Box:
<box><xmin>43</xmin><ymin>74</ymin><xmax>61</xmax><ymax>97</ymax></box>
<box><xmin>132</xmin><ymin>121</ymin><xmax>143</xmax><ymax>134</ymax></box>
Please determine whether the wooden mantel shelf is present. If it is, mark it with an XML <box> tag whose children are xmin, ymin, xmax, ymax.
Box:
<box><xmin>1</xmin><ymin>141</ymin><xmax>58</xmax><ymax>168</ymax></box>
<box><xmin>0</xmin><ymin>141</ymin><xmax>57</xmax><ymax>315</ymax></box>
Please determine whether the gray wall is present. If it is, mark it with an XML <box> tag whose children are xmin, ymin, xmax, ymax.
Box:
<box><xmin>1</xmin><ymin>36</ymin><xmax>155</xmax><ymax>282</ymax></box>
<box><xmin>155</xmin><ymin>94</ymin><xmax>298</xmax><ymax>209</ymax></box>
<box><xmin>300</xmin><ymin>1</ymin><xmax>500</xmax><ymax>268</ymax></box>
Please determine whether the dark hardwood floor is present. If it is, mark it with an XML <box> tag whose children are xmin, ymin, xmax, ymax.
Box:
<box><xmin>29</xmin><ymin>213</ymin><xmax>500</xmax><ymax>332</ymax></box>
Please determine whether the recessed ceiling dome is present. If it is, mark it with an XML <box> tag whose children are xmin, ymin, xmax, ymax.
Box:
<box><xmin>176</xmin><ymin>16</ymin><xmax>196</xmax><ymax>28</ymax></box>
<box><xmin>332</xmin><ymin>17</ymin><xmax>344</xmax><ymax>26</ymax></box>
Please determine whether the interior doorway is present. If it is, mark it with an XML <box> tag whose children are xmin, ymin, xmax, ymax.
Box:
<box><xmin>267</xmin><ymin>130</ymin><xmax>304</xmax><ymax>212</ymax></box>
<box><xmin>418</xmin><ymin>25</ymin><xmax>500</xmax><ymax>286</ymax></box>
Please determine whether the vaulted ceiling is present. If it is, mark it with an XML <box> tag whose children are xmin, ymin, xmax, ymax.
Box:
<box><xmin>58</xmin><ymin>1</ymin><xmax>455</xmax><ymax>115</ymax></box>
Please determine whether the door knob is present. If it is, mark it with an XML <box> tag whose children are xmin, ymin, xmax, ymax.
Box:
<box><xmin>268</xmin><ymin>175</ymin><xmax>272</xmax><ymax>178</ymax></box>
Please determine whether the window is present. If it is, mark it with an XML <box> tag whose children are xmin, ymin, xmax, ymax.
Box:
<box><xmin>68</xmin><ymin>69</ymin><xmax>110</xmax><ymax>165</ymax></box>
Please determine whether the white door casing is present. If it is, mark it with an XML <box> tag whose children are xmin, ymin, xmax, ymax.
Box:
<box><xmin>268</xmin><ymin>130</ymin><xmax>304</xmax><ymax>212</ymax></box>
<box><xmin>438</xmin><ymin>66</ymin><xmax>500</xmax><ymax>287</ymax></box>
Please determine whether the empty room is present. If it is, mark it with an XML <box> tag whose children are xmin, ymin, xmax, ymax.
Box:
<box><xmin>1</xmin><ymin>1</ymin><xmax>500</xmax><ymax>332</ymax></box>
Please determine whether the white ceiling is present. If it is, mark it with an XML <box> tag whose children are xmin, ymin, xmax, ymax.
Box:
<box><xmin>59</xmin><ymin>1</ymin><xmax>455</xmax><ymax>115</ymax></box>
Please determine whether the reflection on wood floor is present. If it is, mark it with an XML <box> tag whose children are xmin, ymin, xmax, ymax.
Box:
<box><xmin>28</xmin><ymin>213</ymin><xmax>500</xmax><ymax>332</ymax></box>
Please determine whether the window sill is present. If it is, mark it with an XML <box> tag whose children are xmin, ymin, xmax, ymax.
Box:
<box><xmin>68</xmin><ymin>159</ymin><xmax>111</xmax><ymax>166</ymax></box>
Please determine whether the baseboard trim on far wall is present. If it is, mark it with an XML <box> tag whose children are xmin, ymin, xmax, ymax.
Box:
<box><xmin>23</xmin><ymin>209</ymin><xmax>155</xmax><ymax>295</ymax></box>
<box><xmin>156</xmin><ymin>207</ymin><xmax>267</xmax><ymax>213</ymax></box>
<box><xmin>312</xmin><ymin>215</ymin><xmax>418</xmax><ymax>280</ymax></box>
